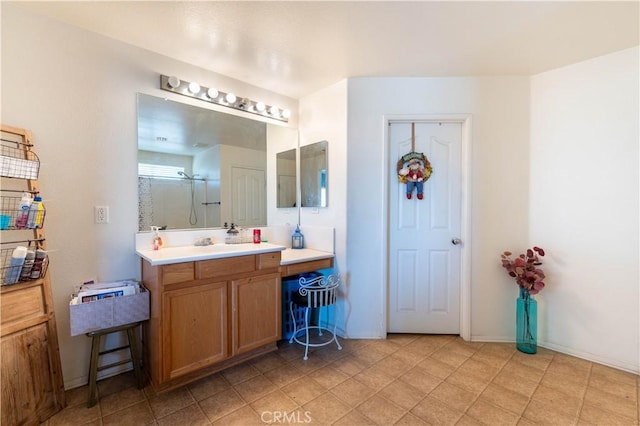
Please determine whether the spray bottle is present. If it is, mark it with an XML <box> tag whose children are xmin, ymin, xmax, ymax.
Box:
<box><xmin>15</xmin><ymin>192</ymin><xmax>33</xmax><ymax>229</ymax></box>
<box><xmin>151</xmin><ymin>226</ymin><xmax>164</xmax><ymax>251</ymax></box>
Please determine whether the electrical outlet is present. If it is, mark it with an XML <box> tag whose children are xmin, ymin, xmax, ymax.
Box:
<box><xmin>94</xmin><ymin>206</ymin><xmax>109</xmax><ymax>224</ymax></box>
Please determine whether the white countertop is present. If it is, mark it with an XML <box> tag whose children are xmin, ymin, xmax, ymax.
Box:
<box><xmin>280</xmin><ymin>248</ymin><xmax>334</xmax><ymax>265</ymax></box>
<box><xmin>136</xmin><ymin>242</ymin><xmax>285</xmax><ymax>266</ymax></box>
<box><xmin>136</xmin><ymin>243</ymin><xmax>334</xmax><ymax>267</ymax></box>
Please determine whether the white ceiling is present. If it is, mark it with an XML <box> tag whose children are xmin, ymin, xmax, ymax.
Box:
<box><xmin>12</xmin><ymin>1</ymin><xmax>640</xmax><ymax>99</ymax></box>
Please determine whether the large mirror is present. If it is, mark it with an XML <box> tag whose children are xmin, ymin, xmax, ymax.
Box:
<box><xmin>300</xmin><ymin>140</ymin><xmax>328</xmax><ymax>207</ymax></box>
<box><xmin>276</xmin><ymin>149</ymin><xmax>297</xmax><ymax>208</ymax></box>
<box><xmin>137</xmin><ymin>93</ymin><xmax>270</xmax><ymax>231</ymax></box>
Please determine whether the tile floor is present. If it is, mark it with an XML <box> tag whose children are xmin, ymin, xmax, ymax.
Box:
<box><xmin>45</xmin><ymin>335</ymin><xmax>639</xmax><ymax>425</ymax></box>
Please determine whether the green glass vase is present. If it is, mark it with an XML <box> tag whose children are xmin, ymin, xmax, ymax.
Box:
<box><xmin>516</xmin><ymin>288</ymin><xmax>537</xmax><ymax>354</ymax></box>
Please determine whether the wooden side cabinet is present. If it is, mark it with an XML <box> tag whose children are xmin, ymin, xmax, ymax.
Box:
<box><xmin>1</xmin><ymin>281</ymin><xmax>65</xmax><ymax>426</ymax></box>
<box><xmin>1</xmin><ymin>126</ymin><xmax>65</xmax><ymax>425</ymax></box>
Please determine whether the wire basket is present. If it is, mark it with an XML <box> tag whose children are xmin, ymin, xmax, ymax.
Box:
<box><xmin>0</xmin><ymin>195</ymin><xmax>46</xmax><ymax>230</ymax></box>
<box><xmin>1</xmin><ymin>242</ymin><xmax>49</xmax><ymax>285</ymax></box>
<box><xmin>0</xmin><ymin>139</ymin><xmax>40</xmax><ymax>180</ymax></box>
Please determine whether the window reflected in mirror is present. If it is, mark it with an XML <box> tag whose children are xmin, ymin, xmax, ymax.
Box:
<box><xmin>300</xmin><ymin>140</ymin><xmax>328</xmax><ymax>207</ymax></box>
<box><xmin>276</xmin><ymin>149</ymin><xmax>297</xmax><ymax>208</ymax></box>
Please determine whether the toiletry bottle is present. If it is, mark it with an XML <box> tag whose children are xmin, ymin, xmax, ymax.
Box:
<box><xmin>291</xmin><ymin>225</ymin><xmax>304</xmax><ymax>249</ymax></box>
<box><xmin>29</xmin><ymin>249</ymin><xmax>47</xmax><ymax>280</ymax></box>
<box><xmin>26</xmin><ymin>196</ymin><xmax>44</xmax><ymax>229</ymax></box>
<box><xmin>253</xmin><ymin>229</ymin><xmax>261</xmax><ymax>244</ymax></box>
<box><xmin>19</xmin><ymin>249</ymin><xmax>36</xmax><ymax>281</ymax></box>
<box><xmin>226</xmin><ymin>223</ymin><xmax>239</xmax><ymax>243</ymax></box>
<box><xmin>151</xmin><ymin>226</ymin><xmax>163</xmax><ymax>250</ymax></box>
<box><xmin>4</xmin><ymin>246</ymin><xmax>28</xmax><ymax>285</ymax></box>
<box><xmin>15</xmin><ymin>192</ymin><xmax>33</xmax><ymax>229</ymax></box>
<box><xmin>35</xmin><ymin>196</ymin><xmax>45</xmax><ymax>227</ymax></box>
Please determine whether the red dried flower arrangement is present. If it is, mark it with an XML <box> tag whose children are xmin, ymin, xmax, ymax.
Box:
<box><xmin>500</xmin><ymin>247</ymin><xmax>546</xmax><ymax>295</ymax></box>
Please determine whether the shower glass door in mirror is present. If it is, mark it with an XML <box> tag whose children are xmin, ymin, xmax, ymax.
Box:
<box><xmin>137</xmin><ymin>93</ymin><xmax>267</xmax><ymax>231</ymax></box>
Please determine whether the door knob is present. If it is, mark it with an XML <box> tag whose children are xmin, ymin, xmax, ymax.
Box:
<box><xmin>451</xmin><ymin>238</ymin><xmax>462</xmax><ymax>245</ymax></box>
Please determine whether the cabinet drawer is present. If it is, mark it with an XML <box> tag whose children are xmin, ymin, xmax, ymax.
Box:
<box><xmin>162</xmin><ymin>262</ymin><xmax>195</xmax><ymax>285</ymax></box>
<box><xmin>1</xmin><ymin>284</ymin><xmax>46</xmax><ymax>330</ymax></box>
<box><xmin>257</xmin><ymin>252</ymin><xmax>281</xmax><ymax>270</ymax></box>
<box><xmin>198</xmin><ymin>255</ymin><xmax>255</xmax><ymax>280</ymax></box>
<box><xmin>281</xmin><ymin>258</ymin><xmax>334</xmax><ymax>277</ymax></box>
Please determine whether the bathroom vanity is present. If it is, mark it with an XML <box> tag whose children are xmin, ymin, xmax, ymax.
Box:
<box><xmin>137</xmin><ymin>241</ymin><xmax>333</xmax><ymax>392</ymax></box>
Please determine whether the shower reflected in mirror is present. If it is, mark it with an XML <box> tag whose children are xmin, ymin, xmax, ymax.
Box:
<box><xmin>137</xmin><ymin>93</ymin><xmax>268</xmax><ymax>231</ymax></box>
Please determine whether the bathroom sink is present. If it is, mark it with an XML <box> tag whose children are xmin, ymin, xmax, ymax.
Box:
<box><xmin>196</xmin><ymin>243</ymin><xmax>258</xmax><ymax>252</ymax></box>
<box><xmin>136</xmin><ymin>242</ymin><xmax>285</xmax><ymax>266</ymax></box>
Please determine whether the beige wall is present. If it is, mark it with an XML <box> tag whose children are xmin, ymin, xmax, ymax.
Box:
<box><xmin>345</xmin><ymin>76</ymin><xmax>532</xmax><ymax>339</ymax></box>
<box><xmin>530</xmin><ymin>47</ymin><xmax>639</xmax><ymax>372</ymax></box>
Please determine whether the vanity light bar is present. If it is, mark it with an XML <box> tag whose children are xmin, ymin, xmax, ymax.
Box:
<box><xmin>159</xmin><ymin>75</ymin><xmax>290</xmax><ymax>123</ymax></box>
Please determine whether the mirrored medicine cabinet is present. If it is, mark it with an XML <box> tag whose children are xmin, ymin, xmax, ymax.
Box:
<box><xmin>276</xmin><ymin>148</ymin><xmax>297</xmax><ymax>208</ymax></box>
<box><xmin>300</xmin><ymin>140</ymin><xmax>328</xmax><ymax>208</ymax></box>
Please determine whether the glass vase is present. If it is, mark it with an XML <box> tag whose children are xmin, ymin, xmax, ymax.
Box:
<box><xmin>516</xmin><ymin>288</ymin><xmax>537</xmax><ymax>354</ymax></box>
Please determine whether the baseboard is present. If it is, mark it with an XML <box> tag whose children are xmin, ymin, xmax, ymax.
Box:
<box><xmin>471</xmin><ymin>335</ymin><xmax>639</xmax><ymax>375</ymax></box>
<box><xmin>539</xmin><ymin>340</ymin><xmax>639</xmax><ymax>375</ymax></box>
<box><xmin>65</xmin><ymin>364</ymin><xmax>132</xmax><ymax>390</ymax></box>
<box><xmin>469</xmin><ymin>335</ymin><xmax>512</xmax><ymax>343</ymax></box>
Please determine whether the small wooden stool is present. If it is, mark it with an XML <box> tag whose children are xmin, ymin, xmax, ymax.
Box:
<box><xmin>86</xmin><ymin>321</ymin><xmax>144</xmax><ymax>407</ymax></box>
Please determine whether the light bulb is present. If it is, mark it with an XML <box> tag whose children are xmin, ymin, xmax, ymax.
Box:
<box><xmin>207</xmin><ymin>88</ymin><xmax>219</xmax><ymax>99</ymax></box>
<box><xmin>167</xmin><ymin>76</ymin><xmax>180</xmax><ymax>88</ymax></box>
<box><xmin>188</xmin><ymin>82</ymin><xmax>201</xmax><ymax>94</ymax></box>
<box><xmin>269</xmin><ymin>106</ymin><xmax>280</xmax><ymax>117</ymax></box>
<box><xmin>225</xmin><ymin>93</ymin><xmax>237</xmax><ymax>104</ymax></box>
<box><xmin>282</xmin><ymin>109</ymin><xmax>291</xmax><ymax>119</ymax></box>
<box><xmin>255</xmin><ymin>102</ymin><xmax>266</xmax><ymax>112</ymax></box>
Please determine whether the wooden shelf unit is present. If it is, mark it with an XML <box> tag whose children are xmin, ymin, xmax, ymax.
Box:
<box><xmin>0</xmin><ymin>125</ymin><xmax>65</xmax><ymax>426</ymax></box>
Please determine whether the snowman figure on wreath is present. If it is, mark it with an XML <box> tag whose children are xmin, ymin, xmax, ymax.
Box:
<box><xmin>397</xmin><ymin>153</ymin><xmax>433</xmax><ymax>200</ymax></box>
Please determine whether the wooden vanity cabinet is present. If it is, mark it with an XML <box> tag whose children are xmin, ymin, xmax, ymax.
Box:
<box><xmin>232</xmin><ymin>273</ymin><xmax>281</xmax><ymax>355</ymax></box>
<box><xmin>162</xmin><ymin>281</ymin><xmax>228</xmax><ymax>381</ymax></box>
<box><xmin>142</xmin><ymin>252</ymin><xmax>282</xmax><ymax>392</ymax></box>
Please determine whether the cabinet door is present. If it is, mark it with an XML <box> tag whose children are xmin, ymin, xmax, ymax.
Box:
<box><xmin>162</xmin><ymin>282</ymin><xmax>228</xmax><ymax>381</ymax></box>
<box><xmin>1</xmin><ymin>323</ymin><xmax>63</xmax><ymax>425</ymax></box>
<box><xmin>231</xmin><ymin>273</ymin><xmax>281</xmax><ymax>355</ymax></box>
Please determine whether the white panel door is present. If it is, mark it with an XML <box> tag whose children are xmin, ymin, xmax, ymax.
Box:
<box><xmin>231</xmin><ymin>167</ymin><xmax>266</xmax><ymax>227</ymax></box>
<box><xmin>388</xmin><ymin>122</ymin><xmax>462</xmax><ymax>333</ymax></box>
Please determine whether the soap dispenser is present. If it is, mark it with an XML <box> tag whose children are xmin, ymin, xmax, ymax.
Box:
<box><xmin>291</xmin><ymin>225</ymin><xmax>304</xmax><ymax>249</ymax></box>
<box><xmin>226</xmin><ymin>223</ymin><xmax>240</xmax><ymax>243</ymax></box>
<box><xmin>151</xmin><ymin>226</ymin><xmax>164</xmax><ymax>251</ymax></box>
